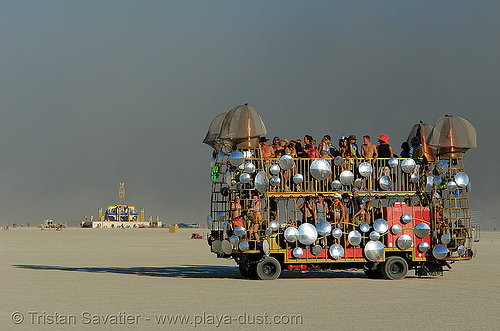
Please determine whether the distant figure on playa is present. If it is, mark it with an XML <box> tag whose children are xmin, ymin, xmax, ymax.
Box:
<box><xmin>361</xmin><ymin>135</ymin><xmax>378</xmax><ymax>163</ymax></box>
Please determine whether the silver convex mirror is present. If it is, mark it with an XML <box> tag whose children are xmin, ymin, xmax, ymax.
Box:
<box><xmin>414</xmin><ymin>222</ymin><xmax>430</xmax><ymax>238</ymax></box>
<box><xmin>340</xmin><ymin>170</ymin><xmax>355</xmax><ymax>186</ymax></box>
<box><xmin>432</xmin><ymin>244</ymin><xmax>449</xmax><ymax>260</ymax></box>
<box><xmin>279</xmin><ymin>155</ymin><xmax>295</xmax><ymax>171</ymax></box>
<box><xmin>269</xmin><ymin>176</ymin><xmax>280</xmax><ymax>187</ymax></box>
<box><xmin>373</xmin><ymin>218</ymin><xmax>388</xmax><ymax>234</ymax></box>
<box><xmin>254</xmin><ymin>171</ymin><xmax>269</xmax><ymax>193</ymax></box>
<box><xmin>311</xmin><ymin>245</ymin><xmax>322</xmax><ymax>256</ymax></box>
<box><xmin>446</xmin><ymin>181</ymin><xmax>458</xmax><ymax>191</ymax></box>
<box><xmin>369</xmin><ymin>231</ymin><xmax>380</xmax><ymax>241</ymax></box>
<box><xmin>284</xmin><ymin>227</ymin><xmax>299</xmax><ymax>243</ymax></box>
<box><xmin>401</xmin><ymin>158</ymin><xmax>416</xmax><ymax>173</ymax></box>
<box><xmin>329</xmin><ymin>244</ymin><xmax>344</xmax><ymax>259</ymax></box>
<box><xmin>229</xmin><ymin>151</ymin><xmax>245</xmax><ymax>167</ymax></box>
<box><xmin>293</xmin><ymin>247</ymin><xmax>303</xmax><ymax>258</ymax></box>
<box><xmin>334</xmin><ymin>156</ymin><xmax>344</xmax><ymax>167</ymax></box>
<box><xmin>298</xmin><ymin>223</ymin><xmax>318</xmax><ymax>245</ymax></box>
<box><xmin>243</xmin><ymin>162</ymin><xmax>256</xmax><ymax>174</ymax></box>
<box><xmin>388</xmin><ymin>157</ymin><xmax>399</xmax><ymax>168</ymax></box>
<box><xmin>310</xmin><ymin>159</ymin><xmax>331</xmax><ymax>181</ymax></box>
<box><xmin>239</xmin><ymin>173</ymin><xmax>251</xmax><ymax>184</ymax></box>
<box><xmin>358</xmin><ymin>162</ymin><xmax>373</xmax><ymax>178</ymax></box>
<box><xmin>293</xmin><ymin>174</ymin><xmax>304</xmax><ymax>185</ymax></box>
<box><xmin>441</xmin><ymin>234</ymin><xmax>451</xmax><ymax>245</ymax></box>
<box><xmin>397</xmin><ymin>235</ymin><xmax>413</xmax><ymax>250</ymax></box>
<box><xmin>230</xmin><ymin>235</ymin><xmax>239</xmax><ymax>246</ymax></box>
<box><xmin>454</xmin><ymin>172</ymin><xmax>469</xmax><ymax>188</ymax></box>
<box><xmin>331</xmin><ymin>228</ymin><xmax>343</xmax><ymax>239</ymax></box>
<box><xmin>364</xmin><ymin>240</ymin><xmax>384</xmax><ymax>262</ymax></box>
<box><xmin>348</xmin><ymin>230</ymin><xmax>362</xmax><ymax>246</ymax></box>
<box><xmin>316</xmin><ymin>221</ymin><xmax>332</xmax><ymax>237</ymax></box>
<box><xmin>238</xmin><ymin>240</ymin><xmax>249</xmax><ymax>251</ymax></box>
<box><xmin>331</xmin><ymin>180</ymin><xmax>342</xmax><ymax>190</ymax></box>
<box><xmin>269</xmin><ymin>164</ymin><xmax>280</xmax><ymax>175</ymax></box>
<box><xmin>234</xmin><ymin>226</ymin><xmax>246</xmax><ymax>237</ymax></box>
<box><xmin>401</xmin><ymin>213</ymin><xmax>412</xmax><ymax>224</ymax></box>
<box><xmin>359</xmin><ymin>222</ymin><xmax>370</xmax><ymax>233</ymax></box>
<box><xmin>418</xmin><ymin>241</ymin><xmax>430</xmax><ymax>253</ymax></box>
<box><xmin>391</xmin><ymin>224</ymin><xmax>402</xmax><ymax>235</ymax></box>
<box><xmin>379</xmin><ymin>176</ymin><xmax>392</xmax><ymax>191</ymax></box>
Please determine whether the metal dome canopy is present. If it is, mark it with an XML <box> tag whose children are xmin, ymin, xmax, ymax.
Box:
<box><xmin>202</xmin><ymin>112</ymin><xmax>227</xmax><ymax>150</ymax></box>
<box><xmin>218</xmin><ymin>104</ymin><xmax>267</xmax><ymax>148</ymax></box>
<box><xmin>427</xmin><ymin>115</ymin><xmax>477</xmax><ymax>157</ymax></box>
<box><xmin>406</xmin><ymin>121</ymin><xmax>437</xmax><ymax>162</ymax></box>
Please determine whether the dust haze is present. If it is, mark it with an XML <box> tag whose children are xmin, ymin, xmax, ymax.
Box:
<box><xmin>0</xmin><ymin>1</ymin><xmax>497</xmax><ymax>227</ymax></box>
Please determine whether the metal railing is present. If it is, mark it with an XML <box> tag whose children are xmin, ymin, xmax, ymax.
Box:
<box><xmin>262</xmin><ymin>157</ymin><xmax>418</xmax><ymax>195</ymax></box>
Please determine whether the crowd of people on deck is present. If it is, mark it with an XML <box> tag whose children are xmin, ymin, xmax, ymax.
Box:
<box><xmin>224</xmin><ymin>132</ymin><xmax>427</xmax><ymax>240</ymax></box>
<box><xmin>259</xmin><ymin>133</ymin><xmax>425</xmax><ymax>162</ymax></box>
<box><xmin>229</xmin><ymin>188</ymin><xmax>384</xmax><ymax>240</ymax></box>
<box><xmin>291</xmin><ymin>189</ymin><xmax>380</xmax><ymax>228</ymax></box>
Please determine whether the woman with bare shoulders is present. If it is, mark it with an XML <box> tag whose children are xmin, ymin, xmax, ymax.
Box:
<box><xmin>330</xmin><ymin>193</ymin><xmax>347</xmax><ymax>227</ymax></box>
<box><xmin>319</xmin><ymin>135</ymin><xmax>333</xmax><ymax>159</ymax></box>
<box><xmin>274</xmin><ymin>140</ymin><xmax>286</xmax><ymax>158</ymax></box>
<box><xmin>231</xmin><ymin>195</ymin><xmax>244</xmax><ymax>228</ymax></box>
<box><xmin>294</xmin><ymin>196</ymin><xmax>316</xmax><ymax>225</ymax></box>
<box><xmin>231</xmin><ymin>195</ymin><xmax>242</xmax><ymax>220</ymax></box>
<box><xmin>308</xmin><ymin>139</ymin><xmax>319</xmax><ymax>158</ymax></box>
<box><xmin>338</xmin><ymin>137</ymin><xmax>350</xmax><ymax>158</ymax></box>
<box><xmin>285</xmin><ymin>142</ymin><xmax>297</xmax><ymax>158</ymax></box>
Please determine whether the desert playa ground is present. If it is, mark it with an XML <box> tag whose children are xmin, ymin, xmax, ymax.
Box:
<box><xmin>1</xmin><ymin>228</ymin><xmax>499</xmax><ymax>330</ymax></box>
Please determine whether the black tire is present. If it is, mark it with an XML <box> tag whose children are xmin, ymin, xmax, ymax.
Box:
<box><xmin>382</xmin><ymin>256</ymin><xmax>408</xmax><ymax>280</ymax></box>
<box><xmin>239</xmin><ymin>265</ymin><xmax>257</xmax><ymax>279</ymax></box>
<box><xmin>364</xmin><ymin>268</ymin><xmax>384</xmax><ymax>279</ymax></box>
<box><xmin>256</xmin><ymin>257</ymin><xmax>281</xmax><ymax>280</ymax></box>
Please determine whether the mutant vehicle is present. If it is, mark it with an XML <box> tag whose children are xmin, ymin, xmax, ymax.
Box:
<box><xmin>203</xmin><ymin>104</ymin><xmax>476</xmax><ymax>280</ymax></box>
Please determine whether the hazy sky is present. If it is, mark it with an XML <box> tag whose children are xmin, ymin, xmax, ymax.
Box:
<box><xmin>0</xmin><ymin>1</ymin><xmax>498</xmax><ymax>226</ymax></box>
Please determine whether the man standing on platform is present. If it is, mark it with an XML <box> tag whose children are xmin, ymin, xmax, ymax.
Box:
<box><xmin>350</xmin><ymin>188</ymin><xmax>365</xmax><ymax>226</ymax></box>
<box><xmin>361</xmin><ymin>135</ymin><xmax>378</xmax><ymax>163</ymax></box>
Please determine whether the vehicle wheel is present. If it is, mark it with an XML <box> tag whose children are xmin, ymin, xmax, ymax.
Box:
<box><xmin>364</xmin><ymin>268</ymin><xmax>383</xmax><ymax>279</ymax></box>
<box><xmin>382</xmin><ymin>256</ymin><xmax>408</xmax><ymax>280</ymax></box>
<box><xmin>239</xmin><ymin>264</ymin><xmax>257</xmax><ymax>279</ymax></box>
<box><xmin>256</xmin><ymin>257</ymin><xmax>281</xmax><ymax>280</ymax></box>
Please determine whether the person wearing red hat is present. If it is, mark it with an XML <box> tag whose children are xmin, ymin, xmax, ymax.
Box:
<box><xmin>377</xmin><ymin>134</ymin><xmax>393</xmax><ymax>158</ymax></box>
